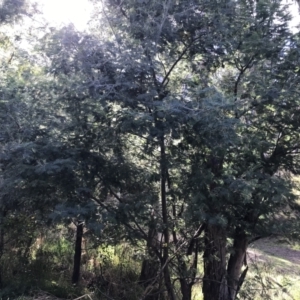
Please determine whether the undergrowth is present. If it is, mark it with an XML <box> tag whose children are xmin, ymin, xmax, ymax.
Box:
<box><xmin>2</xmin><ymin>236</ymin><xmax>300</xmax><ymax>300</ymax></box>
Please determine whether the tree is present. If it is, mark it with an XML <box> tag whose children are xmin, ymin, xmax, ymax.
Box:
<box><xmin>0</xmin><ymin>20</ymin><xmax>80</xmax><ymax>287</ymax></box>
<box><xmin>182</xmin><ymin>2</ymin><xmax>300</xmax><ymax>299</ymax></box>
<box><xmin>1</xmin><ymin>0</ymin><xmax>299</xmax><ymax>299</ymax></box>
<box><xmin>0</xmin><ymin>0</ymin><xmax>30</xmax><ymax>24</ymax></box>
<box><xmin>86</xmin><ymin>1</ymin><xmax>300</xmax><ymax>299</ymax></box>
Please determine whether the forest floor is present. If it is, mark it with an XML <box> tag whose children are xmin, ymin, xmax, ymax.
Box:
<box><xmin>188</xmin><ymin>237</ymin><xmax>300</xmax><ymax>300</ymax></box>
<box><xmin>246</xmin><ymin>238</ymin><xmax>300</xmax><ymax>300</ymax></box>
<box><xmin>14</xmin><ymin>238</ymin><xmax>300</xmax><ymax>300</ymax></box>
<box><xmin>248</xmin><ymin>238</ymin><xmax>300</xmax><ymax>272</ymax></box>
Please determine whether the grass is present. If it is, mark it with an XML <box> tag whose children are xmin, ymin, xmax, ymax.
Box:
<box><xmin>247</xmin><ymin>238</ymin><xmax>300</xmax><ymax>300</ymax></box>
<box><xmin>190</xmin><ymin>238</ymin><xmax>300</xmax><ymax>300</ymax></box>
<box><xmin>5</xmin><ymin>237</ymin><xmax>300</xmax><ymax>300</ymax></box>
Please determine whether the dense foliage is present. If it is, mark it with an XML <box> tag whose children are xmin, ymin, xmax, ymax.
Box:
<box><xmin>0</xmin><ymin>0</ymin><xmax>300</xmax><ymax>299</ymax></box>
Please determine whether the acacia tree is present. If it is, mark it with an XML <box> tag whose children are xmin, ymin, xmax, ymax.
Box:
<box><xmin>0</xmin><ymin>49</ymin><xmax>76</xmax><ymax>287</ymax></box>
<box><xmin>35</xmin><ymin>25</ymin><xmax>158</xmax><ymax>286</ymax></box>
<box><xmin>81</xmin><ymin>1</ymin><xmax>242</xmax><ymax>299</ymax></box>
<box><xmin>181</xmin><ymin>2</ymin><xmax>300</xmax><ymax>299</ymax></box>
<box><xmin>3</xmin><ymin>0</ymin><xmax>298</xmax><ymax>298</ymax></box>
<box><xmin>36</xmin><ymin>2</ymin><xmax>229</xmax><ymax>297</ymax></box>
<box><xmin>41</xmin><ymin>0</ymin><xmax>298</xmax><ymax>299</ymax></box>
<box><xmin>87</xmin><ymin>2</ymin><xmax>222</xmax><ymax>299</ymax></box>
<box><xmin>87</xmin><ymin>1</ymin><xmax>300</xmax><ymax>300</ymax></box>
<box><xmin>0</xmin><ymin>1</ymin><xmax>44</xmax><ymax>286</ymax></box>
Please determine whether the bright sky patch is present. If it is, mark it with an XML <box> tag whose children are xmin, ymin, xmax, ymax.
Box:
<box><xmin>38</xmin><ymin>0</ymin><xmax>93</xmax><ymax>31</ymax></box>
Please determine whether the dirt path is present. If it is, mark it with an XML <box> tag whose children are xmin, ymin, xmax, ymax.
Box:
<box><xmin>248</xmin><ymin>238</ymin><xmax>300</xmax><ymax>274</ymax></box>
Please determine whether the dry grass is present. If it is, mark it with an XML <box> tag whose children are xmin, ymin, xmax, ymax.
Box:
<box><xmin>12</xmin><ymin>239</ymin><xmax>300</xmax><ymax>300</ymax></box>
<box><xmin>246</xmin><ymin>238</ymin><xmax>300</xmax><ymax>300</ymax></box>
<box><xmin>192</xmin><ymin>238</ymin><xmax>300</xmax><ymax>300</ymax></box>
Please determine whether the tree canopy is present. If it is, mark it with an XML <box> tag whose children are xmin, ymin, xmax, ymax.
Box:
<box><xmin>0</xmin><ymin>0</ymin><xmax>300</xmax><ymax>299</ymax></box>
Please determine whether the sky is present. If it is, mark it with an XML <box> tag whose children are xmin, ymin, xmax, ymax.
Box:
<box><xmin>37</xmin><ymin>0</ymin><xmax>299</xmax><ymax>32</ymax></box>
<box><xmin>37</xmin><ymin>0</ymin><xmax>93</xmax><ymax>31</ymax></box>
<box><xmin>288</xmin><ymin>0</ymin><xmax>300</xmax><ymax>32</ymax></box>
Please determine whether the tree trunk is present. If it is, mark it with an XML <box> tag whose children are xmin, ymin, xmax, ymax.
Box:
<box><xmin>202</xmin><ymin>224</ymin><xmax>228</xmax><ymax>300</ymax></box>
<box><xmin>0</xmin><ymin>210</ymin><xmax>6</xmax><ymax>288</ymax></box>
<box><xmin>227</xmin><ymin>230</ymin><xmax>248</xmax><ymax>300</ymax></box>
<box><xmin>179</xmin><ymin>279</ymin><xmax>192</xmax><ymax>300</ymax></box>
<box><xmin>159</xmin><ymin>129</ymin><xmax>176</xmax><ymax>300</ymax></box>
<box><xmin>176</xmin><ymin>249</ymin><xmax>193</xmax><ymax>300</ymax></box>
<box><xmin>140</xmin><ymin>259</ymin><xmax>160</xmax><ymax>300</ymax></box>
<box><xmin>139</xmin><ymin>228</ymin><xmax>161</xmax><ymax>300</ymax></box>
<box><xmin>177</xmin><ymin>247</ymin><xmax>195</xmax><ymax>300</ymax></box>
<box><xmin>0</xmin><ymin>224</ymin><xmax>3</xmax><ymax>288</ymax></box>
<box><xmin>72</xmin><ymin>222</ymin><xmax>83</xmax><ymax>285</ymax></box>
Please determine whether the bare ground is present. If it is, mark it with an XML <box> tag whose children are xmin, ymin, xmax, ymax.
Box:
<box><xmin>248</xmin><ymin>238</ymin><xmax>300</xmax><ymax>274</ymax></box>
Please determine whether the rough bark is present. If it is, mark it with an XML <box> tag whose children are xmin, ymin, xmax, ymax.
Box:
<box><xmin>179</xmin><ymin>278</ymin><xmax>192</xmax><ymax>300</ymax></box>
<box><xmin>140</xmin><ymin>260</ymin><xmax>160</xmax><ymax>300</ymax></box>
<box><xmin>139</xmin><ymin>228</ymin><xmax>161</xmax><ymax>300</ymax></box>
<box><xmin>202</xmin><ymin>224</ymin><xmax>228</xmax><ymax>300</ymax></box>
<box><xmin>0</xmin><ymin>224</ymin><xmax>3</xmax><ymax>288</ymax></box>
<box><xmin>72</xmin><ymin>222</ymin><xmax>83</xmax><ymax>285</ymax></box>
<box><xmin>227</xmin><ymin>230</ymin><xmax>248</xmax><ymax>300</ymax></box>
<box><xmin>0</xmin><ymin>210</ymin><xmax>6</xmax><ymax>288</ymax></box>
<box><xmin>176</xmin><ymin>234</ymin><xmax>196</xmax><ymax>300</ymax></box>
<box><xmin>176</xmin><ymin>238</ymin><xmax>194</xmax><ymax>300</ymax></box>
<box><xmin>160</xmin><ymin>133</ymin><xmax>176</xmax><ymax>300</ymax></box>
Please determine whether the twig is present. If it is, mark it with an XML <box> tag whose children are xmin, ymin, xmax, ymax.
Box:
<box><xmin>73</xmin><ymin>293</ymin><xmax>94</xmax><ymax>300</ymax></box>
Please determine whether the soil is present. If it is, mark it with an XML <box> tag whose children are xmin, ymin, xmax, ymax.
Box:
<box><xmin>248</xmin><ymin>238</ymin><xmax>300</xmax><ymax>274</ymax></box>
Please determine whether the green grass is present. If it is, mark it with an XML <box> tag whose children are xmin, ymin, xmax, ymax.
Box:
<box><xmin>5</xmin><ymin>237</ymin><xmax>300</xmax><ymax>300</ymax></box>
